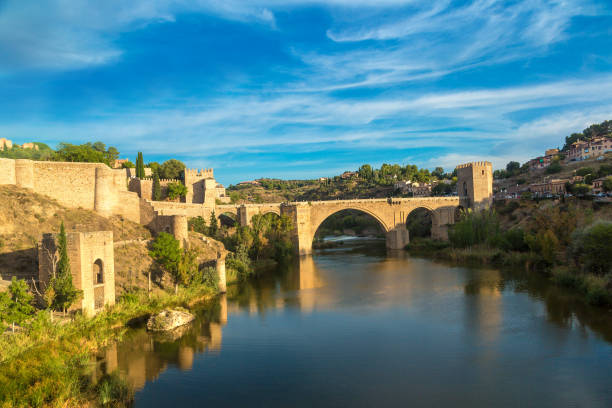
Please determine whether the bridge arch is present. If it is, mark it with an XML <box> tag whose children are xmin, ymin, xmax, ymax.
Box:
<box><xmin>309</xmin><ymin>206</ymin><xmax>390</xmax><ymax>246</ymax></box>
<box><xmin>406</xmin><ymin>206</ymin><xmax>434</xmax><ymax>239</ymax></box>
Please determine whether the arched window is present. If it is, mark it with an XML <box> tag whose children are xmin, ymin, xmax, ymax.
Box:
<box><xmin>94</xmin><ymin>259</ymin><xmax>104</xmax><ymax>285</ymax></box>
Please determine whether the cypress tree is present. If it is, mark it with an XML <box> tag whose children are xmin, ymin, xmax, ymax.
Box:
<box><xmin>135</xmin><ymin>153</ymin><xmax>141</xmax><ymax>178</ymax></box>
<box><xmin>136</xmin><ymin>152</ymin><xmax>145</xmax><ymax>178</ymax></box>
<box><xmin>51</xmin><ymin>222</ymin><xmax>80</xmax><ymax>313</ymax></box>
<box><xmin>153</xmin><ymin>172</ymin><xmax>162</xmax><ymax>201</ymax></box>
<box><xmin>209</xmin><ymin>210</ymin><xmax>218</xmax><ymax>237</ymax></box>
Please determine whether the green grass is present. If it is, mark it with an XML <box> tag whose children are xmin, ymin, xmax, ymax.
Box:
<box><xmin>0</xmin><ymin>283</ymin><xmax>216</xmax><ymax>407</ymax></box>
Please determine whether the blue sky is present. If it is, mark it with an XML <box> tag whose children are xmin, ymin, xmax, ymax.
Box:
<box><xmin>1</xmin><ymin>1</ymin><xmax>612</xmax><ymax>185</ymax></box>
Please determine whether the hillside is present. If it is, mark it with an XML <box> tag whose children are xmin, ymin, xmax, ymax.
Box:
<box><xmin>0</xmin><ymin>185</ymin><xmax>152</xmax><ymax>284</ymax></box>
<box><xmin>0</xmin><ymin>185</ymin><xmax>224</xmax><ymax>295</ymax></box>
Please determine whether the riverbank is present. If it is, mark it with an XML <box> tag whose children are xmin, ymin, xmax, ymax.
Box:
<box><xmin>0</xmin><ymin>284</ymin><xmax>217</xmax><ymax>407</ymax></box>
<box><xmin>405</xmin><ymin>239</ymin><xmax>612</xmax><ymax>307</ymax></box>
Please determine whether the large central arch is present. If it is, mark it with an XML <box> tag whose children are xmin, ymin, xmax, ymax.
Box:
<box><xmin>310</xmin><ymin>207</ymin><xmax>388</xmax><ymax>245</ymax></box>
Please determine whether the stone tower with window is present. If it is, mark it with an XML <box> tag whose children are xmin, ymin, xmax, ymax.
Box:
<box><xmin>456</xmin><ymin>161</ymin><xmax>493</xmax><ymax>210</ymax></box>
<box><xmin>38</xmin><ymin>230</ymin><xmax>115</xmax><ymax>316</ymax></box>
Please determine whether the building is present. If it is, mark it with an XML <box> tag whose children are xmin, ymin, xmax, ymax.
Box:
<box><xmin>38</xmin><ymin>231</ymin><xmax>115</xmax><ymax>316</ymax></box>
<box><xmin>112</xmin><ymin>158</ymin><xmax>130</xmax><ymax>169</ymax></box>
<box><xmin>592</xmin><ymin>177</ymin><xmax>610</xmax><ymax>194</ymax></box>
<box><xmin>20</xmin><ymin>142</ymin><xmax>39</xmax><ymax>150</ymax></box>
<box><xmin>528</xmin><ymin>148</ymin><xmax>562</xmax><ymax>171</ymax></box>
<box><xmin>529</xmin><ymin>179</ymin><xmax>569</xmax><ymax>196</ymax></box>
<box><xmin>568</xmin><ymin>137</ymin><xmax>612</xmax><ymax>161</ymax></box>
<box><xmin>0</xmin><ymin>138</ymin><xmax>12</xmax><ymax>151</ymax></box>
<box><xmin>341</xmin><ymin>171</ymin><xmax>358</xmax><ymax>179</ymax></box>
<box><xmin>237</xmin><ymin>180</ymin><xmax>260</xmax><ymax>186</ymax></box>
<box><xmin>393</xmin><ymin>180</ymin><xmax>432</xmax><ymax>197</ymax></box>
<box><xmin>545</xmin><ymin>148</ymin><xmax>560</xmax><ymax>156</ymax></box>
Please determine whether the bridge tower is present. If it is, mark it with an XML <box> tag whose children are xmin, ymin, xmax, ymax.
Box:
<box><xmin>456</xmin><ymin>161</ymin><xmax>493</xmax><ymax>210</ymax></box>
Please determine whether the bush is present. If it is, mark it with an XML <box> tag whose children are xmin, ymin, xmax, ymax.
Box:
<box><xmin>500</xmin><ymin>228</ymin><xmax>528</xmax><ymax>252</ymax></box>
<box><xmin>571</xmin><ymin>221</ymin><xmax>612</xmax><ymax>274</ymax></box>
<box><xmin>226</xmin><ymin>244</ymin><xmax>253</xmax><ymax>280</ymax></box>
<box><xmin>576</xmin><ymin>167</ymin><xmax>594</xmax><ymax>177</ymax></box>
<box><xmin>449</xmin><ymin>209</ymin><xmax>500</xmax><ymax>248</ymax></box>
<box><xmin>188</xmin><ymin>216</ymin><xmax>207</xmax><ymax>234</ymax></box>
<box><xmin>545</xmin><ymin>161</ymin><xmax>562</xmax><ymax>174</ymax></box>
<box><xmin>525</xmin><ymin>230</ymin><xmax>558</xmax><ymax>265</ymax></box>
<box><xmin>167</xmin><ymin>182</ymin><xmax>187</xmax><ymax>200</ymax></box>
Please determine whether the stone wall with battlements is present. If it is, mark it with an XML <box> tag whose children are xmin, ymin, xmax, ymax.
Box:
<box><xmin>128</xmin><ymin>177</ymin><xmax>180</xmax><ymax>201</ymax></box>
<box><xmin>0</xmin><ymin>158</ymin><xmax>142</xmax><ymax>223</ymax></box>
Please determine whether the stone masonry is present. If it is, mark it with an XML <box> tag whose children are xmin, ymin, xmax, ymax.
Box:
<box><xmin>39</xmin><ymin>231</ymin><xmax>115</xmax><ymax>316</ymax></box>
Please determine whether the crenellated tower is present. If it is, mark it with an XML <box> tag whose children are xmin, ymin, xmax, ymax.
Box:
<box><xmin>456</xmin><ymin>161</ymin><xmax>493</xmax><ymax>210</ymax></box>
<box><xmin>183</xmin><ymin>167</ymin><xmax>216</xmax><ymax>206</ymax></box>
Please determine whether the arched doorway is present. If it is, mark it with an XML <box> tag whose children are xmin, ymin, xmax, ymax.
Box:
<box><xmin>93</xmin><ymin>259</ymin><xmax>105</xmax><ymax>310</ymax></box>
<box><xmin>406</xmin><ymin>207</ymin><xmax>433</xmax><ymax>239</ymax></box>
<box><xmin>312</xmin><ymin>209</ymin><xmax>386</xmax><ymax>249</ymax></box>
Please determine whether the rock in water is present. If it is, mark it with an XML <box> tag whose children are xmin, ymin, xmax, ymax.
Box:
<box><xmin>146</xmin><ymin>309</ymin><xmax>195</xmax><ymax>332</ymax></box>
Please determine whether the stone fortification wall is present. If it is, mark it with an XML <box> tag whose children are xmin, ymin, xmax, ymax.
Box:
<box><xmin>128</xmin><ymin>177</ymin><xmax>180</xmax><ymax>201</ymax></box>
<box><xmin>149</xmin><ymin>215</ymin><xmax>188</xmax><ymax>247</ymax></box>
<box><xmin>0</xmin><ymin>158</ymin><xmax>16</xmax><ymax>184</ymax></box>
<box><xmin>0</xmin><ymin>158</ymin><xmax>141</xmax><ymax>223</ymax></box>
<box><xmin>148</xmin><ymin>200</ymin><xmax>214</xmax><ymax>219</ymax></box>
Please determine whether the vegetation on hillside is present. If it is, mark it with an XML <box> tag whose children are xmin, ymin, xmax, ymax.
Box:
<box><xmin>407</xmin><ymin>199</ymin><xmax>612</xmax><ymax>306</ymax></box>
<box><xmin>0</xmin><ymin>143</ymin><xmax>54</xmax><ymax>160</ymax></box>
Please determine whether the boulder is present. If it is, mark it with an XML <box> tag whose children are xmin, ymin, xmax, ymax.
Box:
<box><xmin>146</xmin><ymin>309</ymin><xmax>195</xmax><ymax>332</ymax></box>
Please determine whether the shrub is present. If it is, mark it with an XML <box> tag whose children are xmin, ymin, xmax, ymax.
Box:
<box><xmin>188</xmin><ymin>216</ymin><xmax>207</xmax><ymax>234</ymax></box>
<box><xmin>545</xmin><ymin>161</ymin><xmax>562</xmax><ymax>174</ymax></box>
<box><xmin>576</xmin><ymin>167</ymin><xmax>594</xmax><ymax>177</ymax></box>
<box><xmin>167</xmin><ymin>182</ymin><xmax>187</xmax><ymax>200</ymax></box>
<box><xmin>525</xmin><ymin>230</ymin><xmax>558</xmax><ymax>265</ymax></box>
<box><xmin>500</xmin><ymin>228</ymin><xmax>528</xmax><ymax>252</ymax></box>
<box><xmin>449</xmin><ymin>209</ymin><xmax>500</xmax><ymax>248</ymax></box>
<box><xmin>571</xmin><ymin>221</ymin><xmax>612</xmax><ymax>274</ymax></box>
<box><xmin>226</xmin><ymin>244</ymin><xmax>253</xmax><ymax>280</ymax></box>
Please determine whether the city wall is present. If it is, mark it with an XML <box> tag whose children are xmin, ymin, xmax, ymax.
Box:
<box><xmin>0</xmin><ymin>158</ymin><xmax>141</xmax><ymax>223</ymax></box>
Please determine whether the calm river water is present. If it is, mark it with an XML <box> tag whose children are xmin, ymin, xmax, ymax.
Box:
<box><xmin>104</xmin><ymin>238</ymin><xmax>612</xmax><ymax>407</ymax></box>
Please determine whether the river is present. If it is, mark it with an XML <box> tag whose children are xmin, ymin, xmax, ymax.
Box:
<box><xmin>102</xmin><ymin>237</ymin><xmax>612</xmax><ymax>407</ymax></box>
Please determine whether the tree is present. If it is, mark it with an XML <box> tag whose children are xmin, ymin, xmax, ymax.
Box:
<box><xmin>160</xmin><ymin>159</ymin><xmax>186</xmax><ymax>180</ymax></box>
<box><xmin>209</xmin><ymin>210</ymin><xmax>218</xmax><ymax>237</ymax></box>
<box><xmin>545</xmin><ymin>161</ymin><xmax>562</xmax><ymax>174</ymax></box>
<box><xmin>431</xmin><ymin>167</ymin><xmax>444</xmax><ymax>179</ymax></box>
<box><xmin>358</xmin><ymin>164</ymin><xmax>373</xmax><ymax>180</ymax></box>
<box><xmin>149</xmin><ymin>232</ymin><xmax>182</xmax><ymax>293</ymax></box>
<box><xmin>148</xmin><ymin>162</ymin><xmax>161</xmax><ymax>176</ymax></box>
<box><xmin>506</xmin><ymin>161</ymin><xmax>520</xmax><ymax>175</ymax></box>
<box><xmin>603</xmin><ymin>177</ymin><xmax>612</xmax><ymax>192</ymax></box>
<box><xmin>152</xmin><ymin>172</ymin><xmax>162</xmax><ymax>201</ymax></box>
<box><xmin>136</xmin><ymin>152</ymin><xmax>145</xmax><ymax>179</ymax></box>
<box><xmin>51</xmin><ymin>222</ymin><xmax>80</xmax><ymax>313</ymax></box>
<box><xmin>167</xmin><ymin>182</ymin><xmax>187</xmax><ymax>200</ymax></box>
<box><xmin>571</xmin><ymin>221</ymin><xmax>612</xmax><ymax>274</ymax></box>
<box><xmin>122</xmin><ymin>160</ymin><xmax>135</xmax><ymax>169</ymax></box>
<box><xmin>4</xmin><ymin>277</ymin><xmax>35</xmax><ymax>330</ymax></box>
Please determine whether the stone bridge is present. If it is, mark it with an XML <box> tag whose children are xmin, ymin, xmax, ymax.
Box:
<box><xmin>218</xmin><ymin>197</ymin><xmax>462</xmax><ymax>255</ymax></box>
<box><xmin>214</xmin><ymin>161</ymin><xmax>492</xmax><ymax>255</ymax></box>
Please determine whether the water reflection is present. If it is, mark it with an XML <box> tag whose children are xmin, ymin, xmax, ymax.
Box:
<box><xmin>101</xmin><ymin>238</ymin><xmax>612</xmax><ymax>406</ymax></box>
<box><xmin>96</xmin><ymin>295</ymin><xmax>228</xmax><ymax>390</ymax></box>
